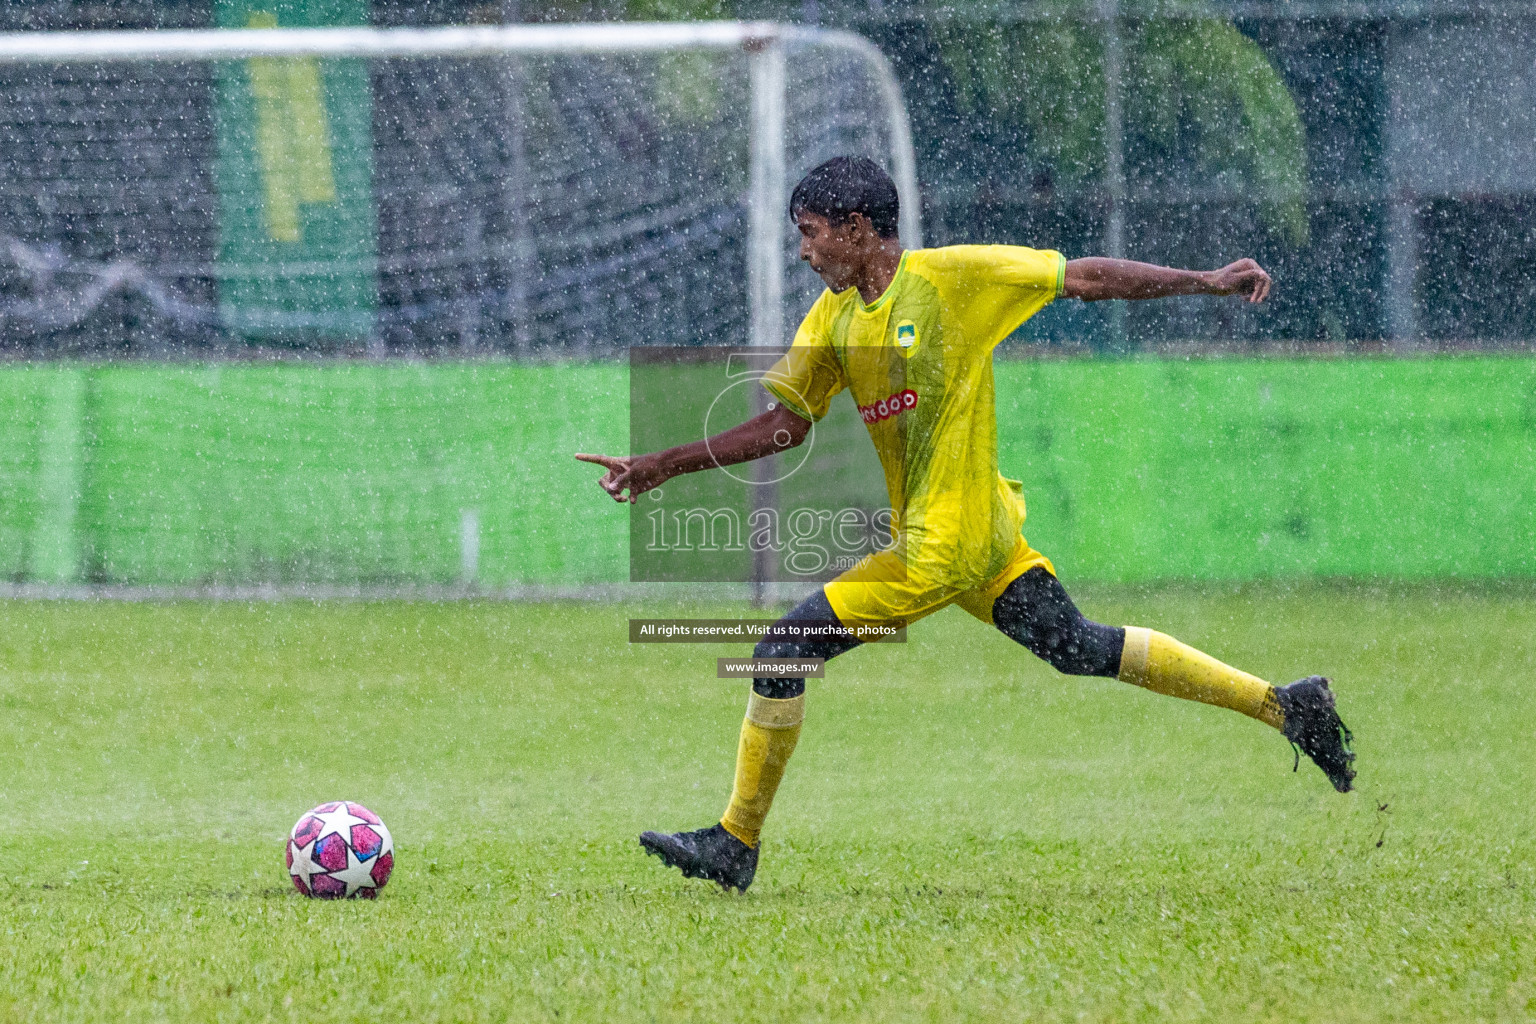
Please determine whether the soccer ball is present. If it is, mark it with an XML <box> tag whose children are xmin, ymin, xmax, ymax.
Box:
<box><xmin>285</xmin><ymin>801</ymin><xmax>394</xmax><ymax>899</ymax></box>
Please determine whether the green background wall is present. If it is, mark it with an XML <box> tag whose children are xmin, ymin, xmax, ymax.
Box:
<box><xmin>997</xmin><ymin>358</ymin><xmax>1536</xmax><ymax>581</ymax></box>
<box><xmin>0</xmin><ymin>358</ymin><xmax>1531</xmax><ymax>587</ymax></box>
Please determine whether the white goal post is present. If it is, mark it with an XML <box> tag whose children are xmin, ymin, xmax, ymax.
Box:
<box><xmin>0</xmin><ymin>22</ymin><xmax>923</xmax><ymax>358</ymax></box>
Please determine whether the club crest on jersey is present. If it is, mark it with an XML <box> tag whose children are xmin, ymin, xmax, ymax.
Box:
<box><xmin>894</xmin><ymin>319</ymin><xmax>920</xmax><ymax>357</ymax></box>
<box><xmin>859</xmin><ymin>388</ymin><xmax>918</xmax><ymax>424</ymax></box>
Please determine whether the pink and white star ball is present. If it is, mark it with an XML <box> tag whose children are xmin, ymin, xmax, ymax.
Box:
<box><xmin>285</xmin><ymin>801</ymin><xmax>394</xmax><ymax>899</ymax></box>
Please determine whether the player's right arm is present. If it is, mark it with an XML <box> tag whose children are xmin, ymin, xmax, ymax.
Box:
<box><xmin>575</xmin><ymin>404</ymin><xmax>810</xmax><ymax>504</ymax></box>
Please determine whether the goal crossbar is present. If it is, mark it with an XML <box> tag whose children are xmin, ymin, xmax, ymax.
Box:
<box><xmin>0</xmin><ymin>22</ymin><xmax>861</xmax><ymax>62</ymax></box>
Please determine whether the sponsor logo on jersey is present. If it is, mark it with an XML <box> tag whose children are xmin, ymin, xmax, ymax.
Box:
<box><xmin>859</xmin><ymin>388</ymin><xmax>918</xmax><ymax>424</ymax></box>
<box><xmin>894</xmin><ymin>319</ymin><xmax>920</xmax><ymax>357</ymax></box>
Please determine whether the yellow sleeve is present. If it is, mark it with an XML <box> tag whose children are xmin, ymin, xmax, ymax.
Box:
<box><xmin>922</xmin><ymin>245</ymin><xmax>1066</xmax><ymax>349</ymax></box>
<box><xmin>761</xmin><ymin>295</ymin><xmax>847</xmax><ymax>422</ymax></box>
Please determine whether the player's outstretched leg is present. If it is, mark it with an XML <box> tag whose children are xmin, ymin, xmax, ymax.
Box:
<box><xmin>1117</xmin><ymin>624</ymin><xmax>1356</xmax><ymax>792</ymax></box>
<box><xmin>992</xmin><ymin>567</ymin><xmax>1355</xmax><ymax>792</ymax></box>
<box><xmin>640</xmin><ymin>589</ymin><xmax>860</xmax><ymax>892</ymax></box>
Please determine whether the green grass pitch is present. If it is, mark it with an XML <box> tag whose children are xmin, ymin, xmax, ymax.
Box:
<box><xmin>1</xmin><ymin>585</ymin><xmax>1533</xmax><ymax>1022</ymax></box>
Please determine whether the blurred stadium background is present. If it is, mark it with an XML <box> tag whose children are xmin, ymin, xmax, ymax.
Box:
<box><xmin>0</xmin><ymin>0</ymin><xmax>1531</xmax><ymax>590</ymax></box>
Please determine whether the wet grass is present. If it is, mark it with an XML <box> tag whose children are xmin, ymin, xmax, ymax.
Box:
<box><xmin>0</xmin><ymin>585</ymin><xmax>1532</xmax><ymax>1022</ymax></box>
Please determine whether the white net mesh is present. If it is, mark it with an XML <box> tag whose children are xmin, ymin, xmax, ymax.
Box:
<box><xmin>0</xmin><ymin>31</ymin><xmax>907</xmax><ymax>357</ymax></box>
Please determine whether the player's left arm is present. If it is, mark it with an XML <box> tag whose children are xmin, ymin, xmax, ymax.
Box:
<box><xmin>575</xmin><ymin>403</ymin><xmax>811</xmax><ymax>504</ymax></box>
<box><xmin>1062</xmin><ymin>257</ymin><xmax>1271</xmax><ymax>304</ymax></box>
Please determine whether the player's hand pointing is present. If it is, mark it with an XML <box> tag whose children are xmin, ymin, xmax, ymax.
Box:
<box><xmin>574</xmin><ymin>452</ymin><xmax>667</xmax><ymax>503</ymax></box>
<box><xmin>1206</xmin><ymin>259</ymin><xmax>1272</xmax><ymax>303</ymax></box>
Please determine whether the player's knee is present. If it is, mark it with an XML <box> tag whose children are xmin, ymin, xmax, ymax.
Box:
<box><xmin>753</xmin><ymin>636</ymin><xmax>794</xmax><ymax>661</ymax></box>
<box><xmin>748</xmin><ymin>593</ymin><xmax>860</xmax><ymax>699</ymax></box>
<box><xmin>1037</xmin><ymin>626</ymin><xmax>1100</xmax><ymax>675</ymax></box>
<box><xmin>752</xmin><ymin>675</ymin><xmax>805</xmax><ymax>699</ymax></box>
<box><xmin>752</xmin><ymin>636</ymin><xmax>807</xmax><ymax>699</ymax></box>
<box><xmin>993</xmin><ymin>570</ymin><xmax>1123</xmax><ymax>677</ymax></box>
<box><xmin>1043</xmin><ymin>616</ymin><xmax>1124</xmax><ymax>677</ymax></box>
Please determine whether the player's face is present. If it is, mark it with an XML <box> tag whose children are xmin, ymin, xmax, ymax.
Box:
<box><xmin>796</xmin><ymin>212</ymin><xmax>865</xmax><ymax>292</ymax></box>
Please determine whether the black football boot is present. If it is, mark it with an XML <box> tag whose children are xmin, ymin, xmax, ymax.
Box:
<box><xmin>1275</xmin><ymin>675</ymin><xmax>1356</xmax><ymax>793</ymax></box>
<box><xmin>639</xmin><ymin>824</ymin><xmax>758</xmax><ymax>892</ymax></box>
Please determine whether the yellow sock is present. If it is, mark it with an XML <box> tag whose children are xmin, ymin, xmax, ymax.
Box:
<box><xmin>720</xmin><ymin>691</ymin><xmax>804</xmax><ymax>848</ymax></box>
<box><xmin>1119</xmin><ymin>626</ymin><xmax>1284</xmax><ymax>730</ymax></box>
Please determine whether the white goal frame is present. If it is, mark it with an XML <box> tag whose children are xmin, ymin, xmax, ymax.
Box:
<box><xmin>0</xmin><ymin>21</ymin><xmax>924</xmax><ymax>362</ymax></box>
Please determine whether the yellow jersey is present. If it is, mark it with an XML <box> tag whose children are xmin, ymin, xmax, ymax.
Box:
<box><xmin>764</xmin><ymin>245</ymin><xmax>1065</xmax><ymax>586</ymax></box>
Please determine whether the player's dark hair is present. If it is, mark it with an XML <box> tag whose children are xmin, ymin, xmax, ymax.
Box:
<box><xmin>789</xmin><ymin>156</ymin><xmax>901</xmax><ymax>239</ymax></box>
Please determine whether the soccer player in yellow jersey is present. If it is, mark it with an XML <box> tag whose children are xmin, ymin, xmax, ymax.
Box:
<box><xmin>577</xmin><ymin>156</ymin><xmax>1354</xmax><ymax>892</ymax></box>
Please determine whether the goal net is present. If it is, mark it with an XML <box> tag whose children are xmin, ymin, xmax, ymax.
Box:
<box><xmin>0</xmin><ymin>23</ymin><xmax>921</xmax><ymax>591</ymax></box>
<box><xmin>0</xmin><ymin>23</ymin><xmax>920</xmax><ymax>357</ymax></box>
